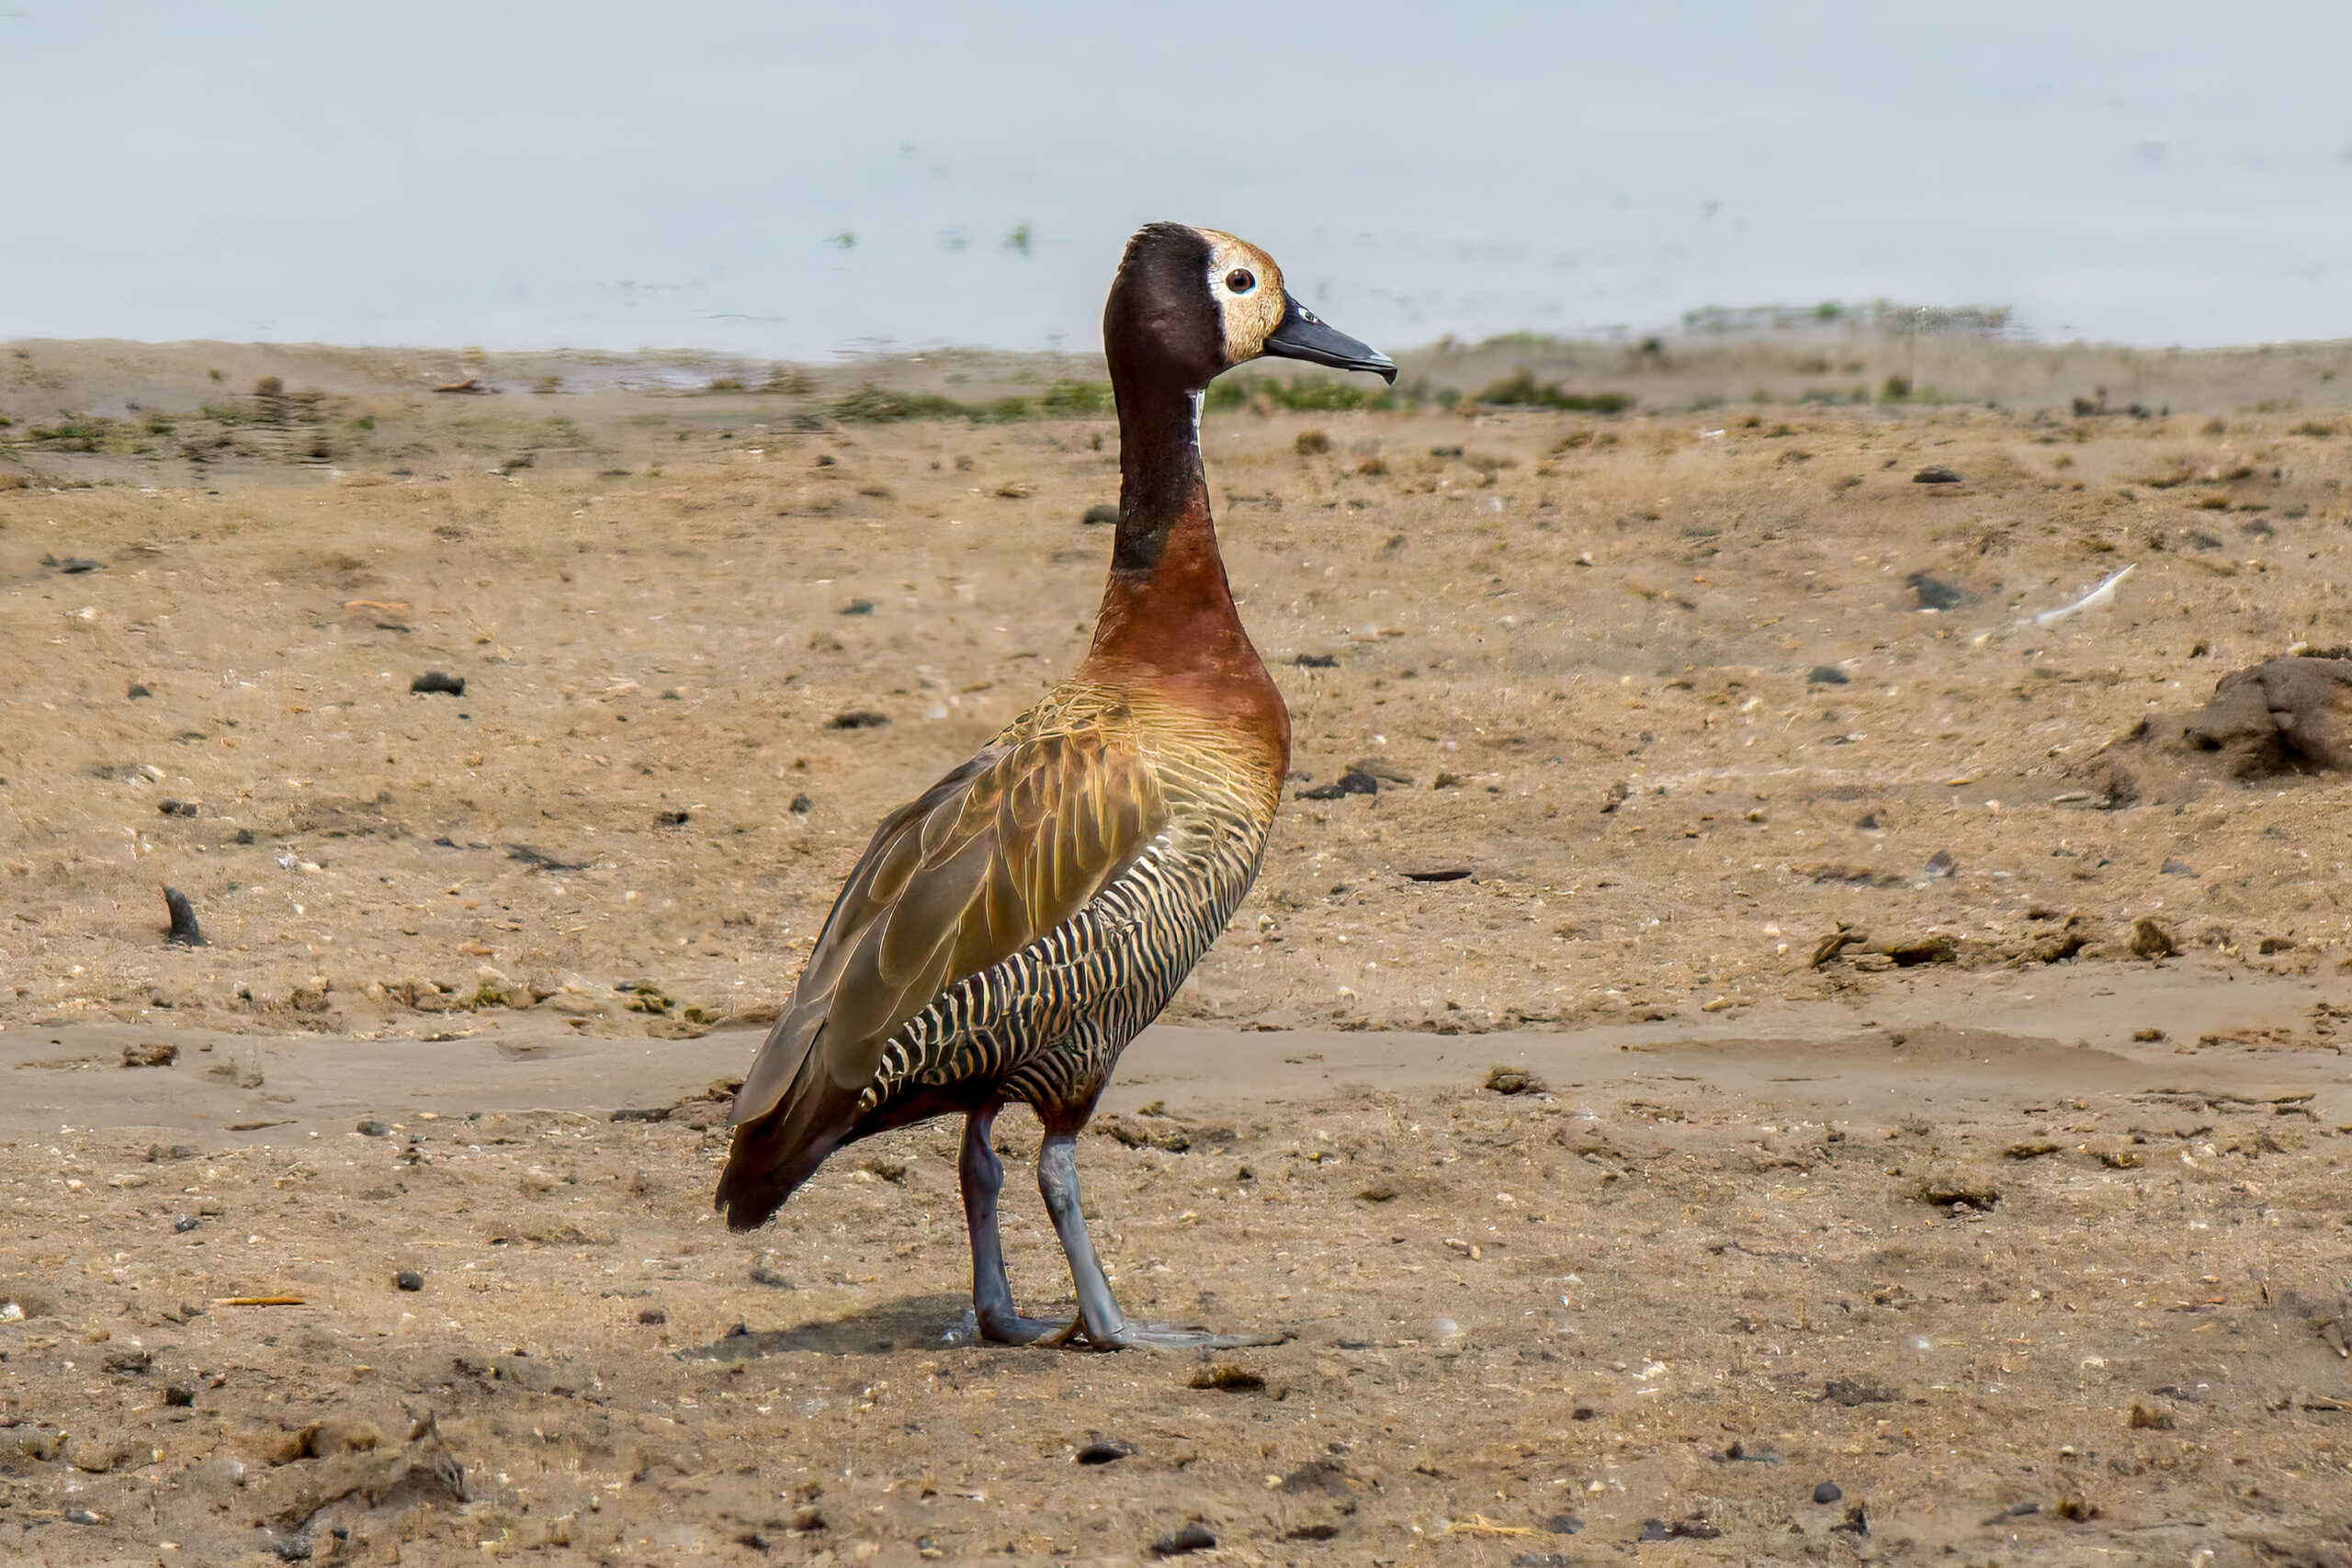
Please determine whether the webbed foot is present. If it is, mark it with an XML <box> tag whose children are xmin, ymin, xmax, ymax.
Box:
<box><xmin>1064</xmin><ymin>1320</ymin><xmax>1292</xmax><ymax>1353</ymax></box>
<box><xmin>976</xmin><ymin>1307</ymin><xmax>1079</xmax><ymax>1347</ymax></box>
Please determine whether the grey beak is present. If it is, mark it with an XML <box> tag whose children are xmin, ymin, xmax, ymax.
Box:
<box><xmin>1262</xmin><ymin>292</ymin><xmax>1397</xmax><ymax>383</ymax></box>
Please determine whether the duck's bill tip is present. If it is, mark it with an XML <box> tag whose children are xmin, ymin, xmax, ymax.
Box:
<box><xmin>1263</xmin><ymin>293</ymin><xmax>1397</xmax><ymax>383</ymax></box>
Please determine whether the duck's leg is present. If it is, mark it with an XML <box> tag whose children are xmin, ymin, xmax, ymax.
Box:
<box><xmin>1035</xmin><ymin>1130</ymin><xmax>1284</xmax><ymax>1351</ymax></box>
<box><xmin>959</xmin><ymin>1106</ymin><xmax>1073</xmax><ymax>1346</ymax></box>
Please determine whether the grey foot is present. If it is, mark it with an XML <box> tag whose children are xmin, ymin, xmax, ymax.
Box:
<box><xmin>977</xmin><ymin>1307</ymin><xmax>1078</xmax><ymax>1347</ymax></box>
<box><xmin>1063</xmin><ymin>1321</ymin><xmax>1292</xmax><ymax>1353</ymax></box>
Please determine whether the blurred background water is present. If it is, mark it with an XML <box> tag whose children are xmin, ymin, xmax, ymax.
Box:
<box><xmin>4</xmin><ymin>1</ymin><xmax>2348</xmax><ymax>356</ymax></box>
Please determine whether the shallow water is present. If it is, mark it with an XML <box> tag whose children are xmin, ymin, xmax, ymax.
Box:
<box><xmin>3</xmin><ymin>2</ymin><xmax>2349</xmax><ymax>355</ymax></box>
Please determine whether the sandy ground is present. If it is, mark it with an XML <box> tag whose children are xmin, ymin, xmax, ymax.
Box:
<box><xmin>2</xmin><ymin>340</ymin><xmax>2351</xmax><ymax>1563</ymax></box>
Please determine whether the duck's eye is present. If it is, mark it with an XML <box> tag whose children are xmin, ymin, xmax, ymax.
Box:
<box><xmin>1225</xmin><ymin>268</ymin><xmax>1256</xmax><ymax>294</ymax></box>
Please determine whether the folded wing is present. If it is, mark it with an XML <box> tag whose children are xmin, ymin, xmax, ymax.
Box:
<box><xmin>716</xmin><ymin>724</ymin><xmax>1164</xmax><ymax>1228</ymax></box>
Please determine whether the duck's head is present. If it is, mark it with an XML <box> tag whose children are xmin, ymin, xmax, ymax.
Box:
<box><xmin>1106</xmin><ymin>222</ymin><xmax>1396</xmax><ymax>394</ymax></box>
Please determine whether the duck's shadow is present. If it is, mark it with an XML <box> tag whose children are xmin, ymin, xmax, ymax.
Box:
<box><xmin>683</xmin><ymin>1293</ymin><xmax>984</xmax><ymax>1359</ymax></box>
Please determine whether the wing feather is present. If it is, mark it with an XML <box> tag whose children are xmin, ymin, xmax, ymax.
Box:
<box><xmin>715</xmin><ymin>720</ymin><xmax>1167</xmax><ymax>1229</ymax></box>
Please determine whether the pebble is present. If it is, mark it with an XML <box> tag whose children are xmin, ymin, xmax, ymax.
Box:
<box><xmin>411</xmin><ymin>671</ymin><xmax>465</xmax><ymax>696</ymax></box>
<box><xmin>127</xmin><ymin>682</ymin><xmax>152</xmax><ymax>699</ymax></box>
<box><xmin>1542</xmin><ymin>1514</ymin><xmax>1584</xmax><ymax>1533</ymax></box>
<box><xmin>65</xmin><ymin>1508</ymin><xmax>106</xmax><ymax>1526</ymax></box>
<box><xmin>1296</xmin><ymin>769</ymin><xmax>1378</xmax><ymax>801</ymax></box>
<box><xmin>1152</xmin><ymin>1522</ymin><xmax>1216</xmax><ymax>1556</ymax></box>
<box><xmin>656</xmin><ymin>809</ymin><xmax>690</xmax><ymax>826</ymax></box>
<box><xmin>356</xmin><ymin>1120</ymin><xmax>391</xmax><ymax>1137</ymax></box>
<box><xmin>1075</xmin><ymin>1438</ymin><xmax>1137</xmax><ymax>1464</ymax></box>
<box><xmin>394</xmin><ymin>1270</ymin><xmax>424</xmax><ymax>1292</ymax></box>
<box><xmin>1806</xmin><ymin>665</ymin><xmax>1850</xmax><ymax>684</ymax></box>
<box><xmin>2130</xmin><ymin>917</ymin><xmax>2179</xmax><ymax>960</ymax></box>
<box><xmin>1913</xmin><ymin>465</ymin><xmax>1963</xmax><ymax>484</ymax></box>
<box><xmin>831</xmin><ymin>709</ymin><xmax>890</xmax><ymax>729</ymax></box>
<box><xmin>638</xmin><ymin>1306</ymin><xmax>669</xmax><ymax>1325</ymax></box>
<box><xmin>1081</xmin><ymin>504</ymin><xmax>1118</xmax><ymax>525</ymax></box>
<box><xmin>789</xmin><ymin>794</ymin><xmax>814</xmax><ymax>813</ymax></box>
<box><xmin>1815</xmin><ymin>1481</ymin><xmax>1843</xmax><ymax>1505</ymax></box>
<box><xmin>1906</xmin><ymin>570</ymin><xmax>1965</xmax><ymax>609</ymax></box>
<box><xmin>175</xmin><ymin>1216</ymin><xmax>202</xmax><ymax>1234</ymax></box>
<box><xmin>163</xmin><ymin>886</ymin><xmax>207</xmax><ymax>947</ymax></box>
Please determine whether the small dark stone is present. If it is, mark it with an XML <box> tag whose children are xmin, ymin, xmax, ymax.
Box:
<box><xmin>1296</xmin><ymin>769</ymin><xmax>1379</xmax><ymax>801</ymax></box>
<box><xmin>128</xmin><ymin>682</ymin><xmax>152</xmax><ymax>699</ymax></box>
<box><xmin>1286</xmin><ymin>1524</ymin><xmax>1343</xmax><ymax>1542</ymax></box>
<box><xmin>158</xmin><ymin>797</ymin><xmax>198</xmax><ymax>817</ymax></box>
<box><xmin>1913</xmin><ymin>465</ymin><xmax>1962</xmax><ymax>484</ymax></box>
<box><xmin>1405</xmin><ymin>866</ymin><xmax>1472</xmax><ymax>882</ymax></box>
<box><xmin>830</xmin><ymin>709</ymin><xmax>890</xmax><ymax>729</ymax></box>
<box><xmin>44</xmin><ymin>554</ymin><xmax>105</xmax><ymax>573</ymax></box>
<box><xmin>2160</xmin><ymin>857</ymin><xmax>2196</xmax><ymax>876</ymax></box>
<box><xmin>269</xmin><ymin>1537</ymin><xmax>313</xmax><ymax>1562</ymax></box>
<box><xmin>1571</xmin><ymin>1405</ymin><xmax>1598</xmax><ymax>1420</ymax></box>
<box><xmin>164</xmin><ymin>1384</ymin><xmax>196</xmax><ymax>1407</ymax></box>
<box><xmin>162</xmin><ymin>886</ymin><xmax>207</xmax><ymax>947</ymax></box>
<box><xmin>790</xmin><ymin>794</ymin><xmax>813</xmax><ymax>813</ymax></box>
<box><xmin>1906</xmin><ymin>570</ymin><xmax>1965</xmax><ymax>610</ymax></box>
<box><xmin>1076</xmin><ymin>1438</ymin><xmax>1137</xmax><ymax>1464</ymax></box>
<box><xmin>357</xmin><ymin>1120</ymin><xmax>391</xmax><ymax>1137</ymax></box>
<box><xmin>1081</xmin><ymin>503</ymin><xmax>1119</xmax><ymax>525</ymax></box>
<box><xmin>394</xmin><ymin>1270</ymin><xmax>424</xmax><ymax>1292</ymax></box>
<box><xmin>1543</xmin><ymin>1514</ymin><xmax>1584</xmax><ymax>1534</ymax></box>
<box><xmin>1814</xmin><ymin>1481</ymin><xmax>1844</xmax><ymax>1505</ymax></box>
<box><xmin>1152</xmin><ymin>1522</ymin><xmax>1217</xmax><ymax>1556</ymax></box>
<box><xmin>1925</xmin><ymin>849</ymin><xmax>1958</xmax><ymax>878</ymax></box>
<box><xmin>1294</xmin><ymin>651</ymin><xmax>1339</xmax><ymax>668</ymax></box>
<box><xmin>175</xmin><ymin>1216</ymin><xmax>202</xmax><ymax>1234</ymax></box>
<box><xmin>656</xmin><ymin>809</ymin><xmax>691</xmax><ymax>826</ymax></box>
<box><xmin>611</xmin><ymin>1106</ymin><xmax>673</xmax><ymax>1123</ymax></box>
<box><xmin>1822</xmin><ymin>1377</ymin><xmax>1896</xmax><ymax>1405</ymax></box>
<box><xmin>638</xmin><ymin>1306</ymin><xmax>668</xmax><ymax>1325</ymax></box>
<box><xmin>411</xmin><ymin>671</ymin><xmax>466</xmax><ymax>696</ymax></box>
<box><xmin>838</xmin><ymin>599</ymin><xmax>875</xmax><ymax>615</ymax></box>
<box><xmin>1806</xmin><ymin>665</ymin><xmax>1849</xmax><ymax>684</ymax></box>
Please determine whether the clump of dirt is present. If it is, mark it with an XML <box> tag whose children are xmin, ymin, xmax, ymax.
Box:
<box><xmin>2181</xmin><ymin>655</ymin><xmax>2352</xmax><ymax>776</ymax></box>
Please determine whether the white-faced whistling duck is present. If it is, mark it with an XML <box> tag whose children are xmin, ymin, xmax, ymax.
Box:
<box><xmin>716</xmin><ymin>224</ymin><xmax>1396</xmax><ymax>1349</ymax></box>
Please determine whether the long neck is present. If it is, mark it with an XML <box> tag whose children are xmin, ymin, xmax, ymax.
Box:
<box><xmin>1082</xmin><ymin>371</ymin><xmax>1286</xmax><ymax>761</ymax></box>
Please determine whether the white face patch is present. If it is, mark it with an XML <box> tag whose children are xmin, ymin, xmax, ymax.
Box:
<box><xmin>1193</xmin><ymin>228</ymin><xmax>1286</xmax><ymax>365</ymax></box>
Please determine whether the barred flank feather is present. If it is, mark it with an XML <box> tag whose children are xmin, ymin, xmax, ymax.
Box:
<box><xmin>716</xmin><ymin>685</ymin><xmax>1278</xmax><ymax>1231</ymax></box>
